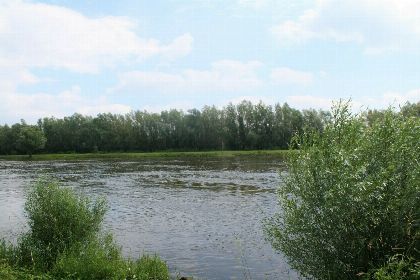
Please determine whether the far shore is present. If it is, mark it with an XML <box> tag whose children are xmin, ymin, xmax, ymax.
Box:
<box><xmin>0</xmin><ymin>149</ymin><xmax>294</xmax><ymax>161</ymax></box>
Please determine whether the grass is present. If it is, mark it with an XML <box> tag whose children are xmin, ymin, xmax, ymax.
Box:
<box><xmin>0</xmin><ymin>149</ymin><xmax>293</xmax><ymax>161</ymax></box>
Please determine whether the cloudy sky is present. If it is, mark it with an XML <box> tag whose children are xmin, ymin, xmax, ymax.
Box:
<box><xmin>1</xmin><ymin>0</ymin><xmax>419</xmax><ymax>124</ymax></box>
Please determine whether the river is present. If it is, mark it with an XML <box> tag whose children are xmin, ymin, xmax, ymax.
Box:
<box><xmin>0</xmin><ymin>157</ymin><xmax>298</xmax><ymax>279</ymax></box>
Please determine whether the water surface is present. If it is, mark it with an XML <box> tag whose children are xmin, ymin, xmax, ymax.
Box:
<box><xmin>0</xmin><ymin>157</ymin><xmax>297</xmax><ymax>279</ymax></box>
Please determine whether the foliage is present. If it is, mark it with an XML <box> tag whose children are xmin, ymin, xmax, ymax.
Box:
<box><xmin>0</xmin><ymin>239</ymin><xmax>16</xmax><ymax>265</ymax></box>
<box><xmin>362</xmin><ymin>255</ymin><xmax>420</xmax><ymax>280</ymax></box>
<box><xmin>0</xmin><ymin>101</ymin><xmax>330</xmax><ymax>154</ymax></box>
<box><xmin>128</xmin><ymin>255</ymin><xmax>171</xmax><ymax>280</ymax></box>
<box><xmin>265</xmin><ymin>102</ymin><xmax>419</xmax><ymax>279</ymax></box>
<box><xmin>364</xmin><ymin>101</ymin><xmax>419</xmax><ymax>125</ymax></box>
<box><xmin>18</xmin><ymin>180</ymin><xmax>107</xmax><ymax>270</ymax></box>
<box><xmin>0</xmin><ymin>180</ymin><xmax>169</xmax><ymax>279</ymax></box>
<box><xmin>51</xmin><ymin>234</ymin><xmax>126</xmax><ymax>280</ymax></box>
<box><xmin>0</xmin><ymin>263</ymin><xmax>52</xmax><ymax>280</ymax></box>
<box><xmin>16</xmin><ymin>125</ymin><xmax>46</xmax><ymax>157</ymax></box>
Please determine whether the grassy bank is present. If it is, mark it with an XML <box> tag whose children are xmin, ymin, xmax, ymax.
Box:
<box><xmin>0</xmin><ymin>149</ymin><xmax>293</xmax><ymax>161</ymax></box>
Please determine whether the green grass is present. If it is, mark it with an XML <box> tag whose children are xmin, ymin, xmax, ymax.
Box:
<box><xmin>0</xmin><ymin>149</ymin><xmax>293</xmax><ymax>161</ymax></box>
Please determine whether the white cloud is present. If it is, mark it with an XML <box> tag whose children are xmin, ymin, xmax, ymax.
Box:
<box><xmin>112</xmin><ymin>60</ymin><xmax>263</xmax><ymax>93</ymax></box>
<box><xmin>160</xmin><ymin>33</ymin><xmax>194</xmax><ymax>60</ymax></box>
<box><xmin>226</xmin><ymin>95</ymin><xmax>277</xmax><ymax>106</ymax></box>
<box><xmin>237</xmin><ymin>0</ymin><xmax>269</xmax><ymax>9</ymax></box>
<box><xmin>286</xmin><ymin>95</ymin><xmax>333</xmax><ymax>109</ymax></box>
<box><xmin>357</xmin><ymin>89</ymin><xmax>420</xmax><ymax>109</ymax></box>
<box><xmin>270</xmin><ymin>67</ymin><xmax>313</xmax><ymax>85</ymax></box>
<box><xmin>140</xmin><ymin>101</ymin><xmax>195</xmax><ymax>113</ymax></box>
<box><xmin>0</xmin><ymin>0</ymin><xmax>193</xmax><ymax>74</ymax></box>
<box><xmin>286</xmin><ymin>89</ymin><xmax>420</xmax><ymax>110</ymax></box>
<box><xmin>0</xmin><ymin>86</ymin><xmax>131</xmax><ymax>124</ymax></box>
<box><xmin>271</xmin><ymin>0</ymin><xmax>420</xmax><ymax>53</ymax></box>
<box><xmin>0</xmin><ymin>0</ymin><xmax>194</xmax><ymax>124</ymax></box>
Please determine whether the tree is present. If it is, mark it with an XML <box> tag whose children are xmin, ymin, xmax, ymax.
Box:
<box><xmin>2</xmin><ymin>100</ymin><xmax>334</xmax><ymax>153</ymax></box>
<box><xmin>265</xmin><ymin>103</ymin><xmax>419</xmax><ymax>279</ymax></box>
<box><xmin>223</xmin><ymin>103</ymin><xmax>239</xmax><ymax>150</ymax></box>
<box><xmin>16</xmin><ymin>125</ymin><xmax>46</xmax><ymax>157</ymax></box>
<box><xmin>0</xmin><ymin>125</ymin><xmax>13</xmax><ymax>154</ymax></box>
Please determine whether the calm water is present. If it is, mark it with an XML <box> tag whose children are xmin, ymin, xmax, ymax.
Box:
<box><xmin>0</xmin><ymin>157</ymin><xmax>298</xmax><ymax>279</ymax></box>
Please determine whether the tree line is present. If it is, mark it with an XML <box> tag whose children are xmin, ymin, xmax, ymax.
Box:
<box><xmin>0</xmin><ymin>100</ymin><xmax>418</xmax><ymax>155</ymax></box>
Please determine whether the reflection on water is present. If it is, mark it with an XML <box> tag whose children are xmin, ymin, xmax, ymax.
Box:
<box><xmin>0</xmin><ymin>157</ymin><xmax>298</xmax><ymax>279</ymax></box>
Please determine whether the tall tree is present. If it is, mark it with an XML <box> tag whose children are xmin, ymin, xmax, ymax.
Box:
<box><xmin>16</xmin><ymin>125</ymin><xmax>46</xmax><ymax>157</ymax></box>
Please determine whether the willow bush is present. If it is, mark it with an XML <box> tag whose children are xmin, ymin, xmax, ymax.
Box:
<box><xmin>19</xmin><ymin>181</ymin><xmax>107</xmax><ymax>270</ymax></box>
<box><xmin>0</xmin><ymin>180</ymin><xmax>169</xmax><ymax>280</ymax></box>
<box><xmin>265</xmin><ymin>103</ymin><xmax>419</xmax><ymax>279</ymax></box>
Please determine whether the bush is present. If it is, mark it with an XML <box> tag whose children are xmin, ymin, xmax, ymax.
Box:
<box><xmin>1</xmin><ymin>180</ymin><xmax>169</xmax><ymax>279</ymax></box>
<box><xmin>265</xmin><ymin>103</ymin><xmax>419</xmax><ymax>279</ymax></box>
<box><xmin>19</xmin><ymin>180</ymin><xmax>107</xmax><ymax>270</ymax></box>
<box><xmin>363</xmin><ymin>255</ymin><xmax>419</xmax><ymax>280</ymax></box>
<box><xmin>0</xmin><ymin>263</ymin><xmax>52</xmax><ymax>280</ymax></box>
<box><xmin>0</xmin><ymin>239</ymin><xmax>16</xmax><ymax>265</ymax></box>
<box><xmin>129</xmin><ymin>255</ymin><xmax>170</xmax><ymax>280</ymax></box>
<box><xmin>51</xmin><ymin>234</ymin><xmax>126</xmax><ymax>280</ymax></box>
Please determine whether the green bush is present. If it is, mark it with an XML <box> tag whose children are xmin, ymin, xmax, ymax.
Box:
<box><xmin>129</xmin><ymin>255</ymin><xmax>170</xmax><ymax>280</ymax></box>
<box><xmin>51</xmin><ymin>234</ymin><xmax>126</xmax><ymax>280</ymax></box>
<box><xmin>0</xmin><ymin>239</ymin><xmax>16</xmax><ymax>265</ymax></box>
<box><xmin>19</xmin><ymin>180</ymin><xmax>107</xmax><ymax>270</ymax></box>
<box><xmin>363</xmin><ymin>255</ymin><xmax>419</xmax><ymax>280</ymax></box>
<box><xmin>0</xmin><ymin>263</ymin><xmax>52</xmax><ymax>280</ymax></box>
<box><xmin>1</xmin><ymin>180</ymin><xmax>169</xmax><ymax>279</ymax></box>
<box><xmin>265</xmin><ymin>103</ymin><xmax>419</xmax><ymax>279</ymax></box>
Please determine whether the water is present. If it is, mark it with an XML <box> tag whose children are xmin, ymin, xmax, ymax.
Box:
<box><xmin>0</xmin><ymin>157</ymin><xmax>298</xmax><ymax>279</ymax></box>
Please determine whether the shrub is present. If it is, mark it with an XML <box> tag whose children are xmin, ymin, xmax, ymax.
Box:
<box><xmin>1</xmin><ymin>179</ymin><xmax>169</xmax><ymax>279</ymax></box>
<box><xmin>265</xmin><ymin>103</ymin><xmax>419</xmax><ymax>279</ymax></box>
<box><xmin>19</xmin><ymin>180</ymin><xmax>107</xmax><ymax>270</ymax></box>
<box><xmin>51</xmin><ymin>234</ymin><xmax>126</xmax><ymax>280</ymax></box>
<box><xmin>129</xmin><ymin>255</ymin><xmax>170</xmax><ymax>280</ymax></box>
<box><xmin>0</xmin><ymin>239</ymin><xmax>15</xmax><ymax>265</ymax></box>
<box><xmin>363</xmin><ymin>255</ymin><xmax>419</xmax><ymax>280</ymax></box>
<box><xmin>0</xmin><ymin>263</ymin><xmax>52</xmax><ymax>280</ymax></box>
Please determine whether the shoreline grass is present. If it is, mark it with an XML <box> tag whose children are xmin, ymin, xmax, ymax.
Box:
<box><xmin>0</xmin><ymin>149</ymin><xmax>293</xmax><ymax>161</ymax></box>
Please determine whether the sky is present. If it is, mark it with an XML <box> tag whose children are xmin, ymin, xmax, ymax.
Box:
<box><xmin>1</xmin><ymin>0</ymin><xmax>420</xmax><ymax>124</ymax></box>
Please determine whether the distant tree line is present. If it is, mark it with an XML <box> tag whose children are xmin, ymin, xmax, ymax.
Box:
<box><xmin>0</xmin><ymin>101</ymin><xmax>418</xmax><ymax>155</ymax></box>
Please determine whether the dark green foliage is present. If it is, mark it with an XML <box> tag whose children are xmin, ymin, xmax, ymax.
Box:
<box><xmin>1</xmin><ymin>180</ymin><xmax>169</xmax><ymax>279</ymax></box>
<box><xmin>0</xmin><ymin>101</ymin><xmax>330</xmax><ymax>154</ymax></box>
<box><xmin>16</xmin><ymin>125</ymin><xmax>46</xmax><ymax>157</ymax></box>
<box><xmin>0</xmin><ymin>121</ymin><xmax>46</xmax><ymax>155</ymax></box>
<box><xmin>265</xmin><ymin>102</ymin><xmax>419</xmax><ymax>279</ymax></box>
<box><xmin>0</xmin><ymin>240</ymin><xmax>16</xmax><ymax>264</ymax></box>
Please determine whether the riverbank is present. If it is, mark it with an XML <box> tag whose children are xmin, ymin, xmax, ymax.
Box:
<box><xmin>0</xmin><ymin>149</ymin><xmax>293</xmax><ymax>161</ymax></box>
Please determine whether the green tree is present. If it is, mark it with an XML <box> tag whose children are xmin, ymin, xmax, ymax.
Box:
<box><xmin>0</xmin><ymin>125</ymin><xmax>13</xmax><ymax>154</ymax></box>
<box><xmin>265</xmin><ymin>103</ymin><xmax>419</xmax><ymax>279</ymax></box>
<box><xmin>16</xmin><ymin>125</ymin><xmax>46</xmax><ymax>157</ymax></box>
<box><xmin>222</xmin><ymin>103</ymin><xmax>239</xmax><ymax>150</ymax></box>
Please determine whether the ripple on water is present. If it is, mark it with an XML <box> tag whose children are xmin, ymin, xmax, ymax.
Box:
<box><xmin>0</xmin><ymin>158</ymin><xmax>296</xmax><ymax>280</ymax></box>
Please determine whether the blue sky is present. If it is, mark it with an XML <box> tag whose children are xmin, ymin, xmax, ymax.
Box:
<box><xmin>1</xmin><ymin>0</ymin><xmax>419</xmax><ymax>124</ymax></box>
